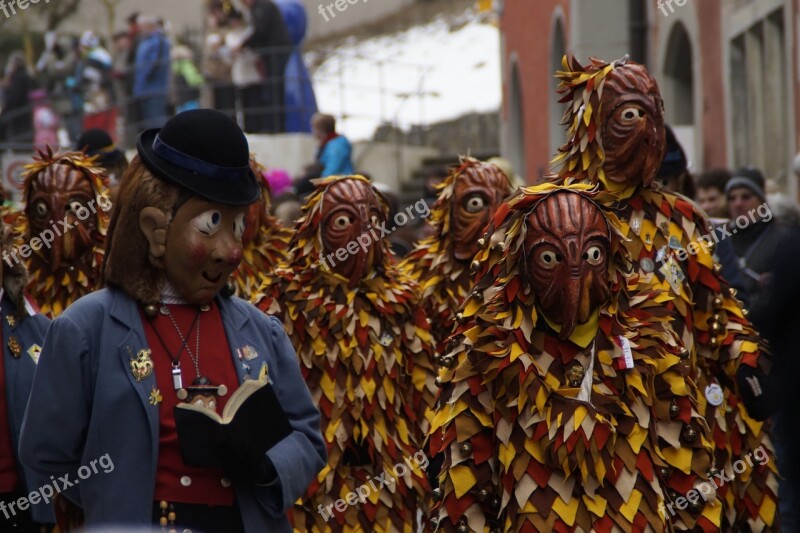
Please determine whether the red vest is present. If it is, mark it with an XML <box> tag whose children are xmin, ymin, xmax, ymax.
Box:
<box><xmin>140</xmin><ymin>302</ymin><xmax>240</xmax><ymax>506</ymax></box>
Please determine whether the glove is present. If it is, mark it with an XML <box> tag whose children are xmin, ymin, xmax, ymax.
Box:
<box><xmin>217</xmin><ymin>442</ymin><xmax>277</xmax><ymax>485</ymax></box>
<box><xmin>736</xmin><ymin>364</ymin><xmax>776</xmax><ymax>421</ymax></box>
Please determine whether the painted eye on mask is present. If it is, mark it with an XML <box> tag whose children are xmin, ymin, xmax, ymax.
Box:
<box><xmin>463</xmin><ymin>193</ymin><xmax>487</xmax><ymax>214</ymax></box>
<box><xmin>619</xmin><ymin>106</ymin><xmax>645</xmax><ymax>123</ymax></box>
<box><xmin>583</xmin><ymin>245</ymin><xmax>604</xmax><ymax>266</ymax></box>
<box><xmin>192</xmin><ymin>210</ymin><xmax>222</xmax><ymax>236</ymax></box>
<box><xmin>67</xmin><ymin>200</ymin><xmax>85</xmax><ymax>213</ymax></box>
<box><xmin>538</xmin><ymin>250</ymin><xmax>562</xmax><ymax>269</ymax></box>
<box><xmin>32</xmin><ymin>200</ymin><xmax>49</xmax><ymax>219</ymax></box>
<box><xmin>333</xmin><ymin>214</ymin><xmax>353</xmax><ymax>229</ymax></box>
<box><xmin>233</xmin><ymin>213</ymin><xmax>246</xmax><ymax>240</ymax></box>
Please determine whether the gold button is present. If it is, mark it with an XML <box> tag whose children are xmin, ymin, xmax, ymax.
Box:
<box><xmin>180</xmin><ymin>476</ymin><xmax>191</xmax><ymax>487</ymax></box>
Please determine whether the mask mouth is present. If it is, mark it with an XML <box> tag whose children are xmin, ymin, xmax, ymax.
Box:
<box><xmin>202</xmin><ymin>271</ymin><xmax>222</xmax><ymax>283</ymax></box>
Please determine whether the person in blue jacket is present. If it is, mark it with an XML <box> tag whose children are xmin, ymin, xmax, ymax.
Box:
<box><xmin>0</xmin><ymin>233</ymin><xmax>53</xmax><ymax>531</ymax></box>
<box><xmin>295</xmin><ymin>113</ymin><xmax>355</xmax><ymax>197</ymax></box>
<box><xmin>132</xmin><ymin>15</ymin><xmax>171</xmax><ymax>129</ymax></box>
<box><xmin>19</xmin><ymin>108</ymin><xmax>326</xmax><ymax>532</ymax></box>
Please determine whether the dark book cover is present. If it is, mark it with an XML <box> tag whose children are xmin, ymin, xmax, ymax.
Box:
<box><xmin>174</xmin><ymin>379</ymin><xmax>293</xmax><ymax>468</ymax></box>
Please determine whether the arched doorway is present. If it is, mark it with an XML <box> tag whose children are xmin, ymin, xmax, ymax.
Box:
<box><xmin>663</xmin><ymin>22</ymin><xmax>694</xmax><ymax>126</ymax></box>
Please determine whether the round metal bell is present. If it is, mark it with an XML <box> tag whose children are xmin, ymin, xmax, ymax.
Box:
<box><xmin>457</xmin><ymin>521</ymin><xmax>469</xmax><ymax>533</ymax></box>
<box><xmin>710</xmin><ymin>322</ymin><xmax>722</xmax><ymax>334</ymax></box>
<box><xmin>683</xmin><ymin>425</ymin><xmax>698</xmax><ymax>442</ymax></box>
<box><xmin>679</xmin><ymin>348</ymin><xmax>690</xmax><ymax>360</ymax></box>
<box><xmin>143</xmin><ymin>304</ymin><xmax>158</xmax><ymax>319</ymax></box>
<box><xmin>459</xmin><ymin>442</ymin><xmax>473</xmax><ymax>457</ymax></box>
<box><xmin>669</xmin><ymin>400</ymin><xmax>680</xmax><ymax>418</ymax></box>
<box><xmin>709</xmin><ymin>337</ymin><xmax>719</xmax><ymax>349</ymax></box>
<box><xmin>713</xmin><ymin>263</ymin><xmax>722</xmax><ymax>274</ymax></box>
<box><xmin>490</xmin><ymin>497</ymin><xmax>500</xmax><ymax>510</ymax></box>
<box><xmin>432</xmin><ymin>487</ymin><xmax>442</xmax><ymax>501</ymax></box>
<box><xmin>659</xmin><ymin>466</ymin><xmax>672</xmax><ymax>478</ymax></box>
<box><xmin>712</xmin><ymin>297</ymin><xmax>723</xmax><ymax>310</ymax></box>
<box><xmin>441</xmin><ymin>356</ymin><xmax>455</xmax><ymax>369</ymax></box>
<box><xmin>471</xmin><ymin>260</ymin><xmax>481</xmax><ymax>272</ymax></box>
<box><xmin>477</xmin><ymin>488</ymin><xmax>490</xmax><ymax>502</ymax></box>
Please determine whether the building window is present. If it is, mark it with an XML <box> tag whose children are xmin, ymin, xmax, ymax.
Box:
<box><xmin>729</xmin><ymin>9</ymin><xmax>788</xmax><ymax>182</ymax></box>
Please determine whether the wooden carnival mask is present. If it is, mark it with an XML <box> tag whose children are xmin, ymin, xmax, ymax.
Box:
<box><xmin>26</xmin><ymin>163</ymin><xmax>98</xmax><ymax>271</ymax></box>
<box><xmin>320</xmin><ymin>178</ymin><xmax>385</xmax><ymax>287</ymax></box>
<box><xmin>600</xmin><ymin>61</ymin><xmax>666</xmax><ymax>187</ymax></box>
<box><xmin>451</xmin><ymin>162</ymin><xmax>512</xmax><ymax>261</ymax></box>
<box><xmin>140</xmin><ymin>197</ymin><xmax>247</xmax><ymax>305</ymax></box>
<box><xmin>524</xmin><ymin>192</ymin><xmax>611</xmax><ymax>340</ymax></box>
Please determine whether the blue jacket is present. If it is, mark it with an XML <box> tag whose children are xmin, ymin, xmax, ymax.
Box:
<box><xmin>133</xmin><ymin>31</ymin><xmax>171</xmax><ymax>98</ymax></box>
<box><xmin>1</xmin><ymin>292</ymin><xmax>52</xmax><ymax>523</ymax></box>
<box><xmin>319</xmin><ymin>136</ymin><xmax>354</xmax><ymax>177</ymax></box>
<box><xmin>19</xmin><ymin>287</ymin><xmax>326</xmax><ymax>531</ymax></box>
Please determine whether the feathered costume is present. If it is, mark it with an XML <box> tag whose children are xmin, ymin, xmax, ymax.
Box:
<box><xmin>550</xmin><ymin>55</ymin><xmax>777</xmax><ymax>531</ymax></box>
<box><xmin>400</xmin><ymin>157</ymin><xmax>514</xmax><ymax>350</ymax></box>
<box><xmin>253</xmin><ymin>175</ymin><xmax>435</xmax><ymax>532</ymax></box>
<box><xmin>15</xmin><ymin>148</ymin><xmax>110</xmax><ymax>317</ymax></box>
<box><xmin>430</xmin><ymin>184</ymin><xmax>718</xmax><ymax>532</ymax></box>
<box><xmin>231</xmin><ymin>159</ymin><xmax>292</xmax><ymax>300</ymax></box>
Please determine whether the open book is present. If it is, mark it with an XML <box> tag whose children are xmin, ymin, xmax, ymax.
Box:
<box><xmin>174</xmin><ymin>379</ymin><xmax>293</xmax><ymax>468</ymax></box>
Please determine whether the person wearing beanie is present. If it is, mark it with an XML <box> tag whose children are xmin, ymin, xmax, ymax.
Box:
<box><xmin>75</xmin><ymin>128</ymin><xmax>129</xmax><ymax>186</ymax></box>
<box><xmin>714</xmin><ymin>166</ymin><xmax>787</xmax><ymax>312</ymax></box>
<box><xmin>19</xmin><ymin>109</ymin><xmax>326</xmax><ymax>532</ymax></box>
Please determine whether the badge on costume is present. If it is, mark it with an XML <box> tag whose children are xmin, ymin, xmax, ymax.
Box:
<box><xmin>615</xmin><ymin>336</ymin><xmax>635</xmax><ymax>370</ymax></box>
<box><xmin>27</xmin><ymin>344</ymin><xmax>42</xmax><ymax>365</ymax></box>
<box><xmin>5</xmin><ymin>315</ymin><xmax>15</xmax><ymax>328</ymax></box>
<box><xmin>640</xmin><ymin>257</ymin><xmax>655</xmax><ymax>273</ymax></box>
<box><xmin>704</xmin><ymin>383</ymin><xmax>724</xmax><ymax>407</ymax></box>
<box><xmin>659</xmin><ymin>256</ymin><xmax>686</xmax><ymax>294</ymax></box>
<box><xmin>379</xmin><ymin>333</ymin><xmax>393</xmax><ymax>347</ymax></box>
<box><xmin>149</xmin><ymin>387</ymin><xmax>163</xmax><ymax>406</ymax></box>
<box><xmin>129</xmin><ymin>348</ymin><xmax>154</xmax><ymax>382</ymax></box>
<box><xmin>630</xmin><ymin>214</ymin><xmax>642</xmax><ymax>236</ymax></box>
<box><xmin>668</xmin><ymin>236</ymin><xmax>683</xmax><ymax>250</ymax></box>
<box><xmin>7</xmin><ymin>337</ymin><xmax>21</xmax><ymax>358</ymax></box>
<box><xmin>258</xmin><ymin>361</ymin><xmax>272</xmax><ymax>384</ymax></box>
<box><xmin>237</xmin><ymin>345</ymin><xmax>259</xmax><ymax>361</ymax></box>
<box><xmin>656</xmin><ymin>246</ymin><xmax>667</xmax><ymax>263</ymax></box>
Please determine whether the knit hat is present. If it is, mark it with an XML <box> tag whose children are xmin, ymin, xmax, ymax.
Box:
<box><xmin>724</xmin><ymin>167</ymin><xmax>766</xmax><ymax>201</ymax></box>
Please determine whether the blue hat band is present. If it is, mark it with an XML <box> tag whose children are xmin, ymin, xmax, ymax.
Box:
<box><xmin>152</xmin><ymin>134</ymin><xmax>250</xmax><ymax>180</ymax></box>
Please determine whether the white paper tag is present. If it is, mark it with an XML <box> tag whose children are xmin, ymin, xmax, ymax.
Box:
<box><xmin>618</xmin><ymin>336</ymin><xmax>634</xmax><ymax>369</ymax></box>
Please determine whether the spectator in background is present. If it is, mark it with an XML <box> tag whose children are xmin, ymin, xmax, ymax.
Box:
<box><xmin>227</xmin><ymin>10</ymin><xmax>266</xmax><ymax>133</ymax></box>
<box><xmin>204</xmin><ymin>0</ymin><xmax>237</xmax><ymax>119</ymax></box>
<box><xmin>36</xmin><ymin>32</ymin><xmax>78</xmax><ymax>141</ymax></box>
<box><xmin>78</xmin><ymin>31</ymin><xmax>116</xmax><ymax>136</ymax></box>
<box><xmin>111</xmin><ymin>31</ymin><xmax>133</xmax><ymax>144</ymax></box>
<box><xmin>294</xmin><ymin>113</ymin><xmax>355</xmax><ymax>197</ymax></box>
<box><xmin>238</xmin><ymin>0</ymin><xmax>292</xmax><ymax>133</ymax></box>
<box><xmin>132</xmin><ymin>14</ymin><xmax>171</xmax><ymax>130</ymax></box>
<box><xmin>274</xmin><ymin>0</ymin><xmax>318</xmax><ymax>133</ymax></box>
<box><xmin>695</xmin><ymin>168</ymin><xmax>731</xmax><ymax>222</ymax></box>
<box><xmin>75</xmin><ymin>128</ymin><xmax>129</xmax><ymax>191</ymax></box>
<box><xmin>124</xmin><ymin>12</ymin><xmax>142</xmax><ymax>142</ymax></box>
<box><xmin>0</xmin><ymin>52</ymin><xmax>33</xmax><ymax>144</ymax></box>
<box><xmin>171</xmin><ymin>45</ymin><xmax>204</xmax><ymax>114</ymax></box>
<box><xmin>716</xmin><ymin>167</ymin><xmax>787</xmax><ymax>312</ymax></box>
<box><xmin>656</xmin><ymin>124</ymin><xmax>694</xmax><ymax>198</ymax></box>
<box><xmin>271</xmin><ymin>191</ymin><xmax>302</xmax><ymax>226</ymax></box>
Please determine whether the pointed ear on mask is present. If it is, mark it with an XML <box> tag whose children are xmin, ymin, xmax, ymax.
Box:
<box><xmin>139</xmin><ymin>207</ymin><xmax>169</xmax><ymax>260</ymax></box>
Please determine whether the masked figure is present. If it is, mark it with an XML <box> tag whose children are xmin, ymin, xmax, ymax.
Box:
<box><xmin>253</xmin><ymin>175</ymin><xmax>435</xmax><ymax>533</ymax></box>
<box><xmin>13</xmin><ymin>148</ymin><xmax>111</xmax><ymax>317</ymax></box>
<box><xmin>400</xmin><ymin>157</ymin><xmax>514</xmax><ymax>349</ymax></box>
<box><xmin>550</xmin><ymin>55</ymin><xmax>777</xmax><ymax>531</ymax></box>
<box><xmin>430</xmin><ymin>185</ymin><xmax>717</xmax><ymax>532</ymax></box>
<box><xmin>230</xmin><ymin>158</ymin><xmax>292</xmax><ymax>300</ymax></box>
<box><xmin>19</xmin><ymin>109</ymin><xmax>325</xmax><ymax>532</ymax></box>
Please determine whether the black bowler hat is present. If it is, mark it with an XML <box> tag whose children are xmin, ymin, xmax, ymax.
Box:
<box><xmin>137</xmin><ymin>109</ymin><xmax>260</xmax><ymax>206</ymax></box>
<box><xmin>76</xmin><ymin>129</ymin><xmax>125</xmax><ymax>168</ymax></box>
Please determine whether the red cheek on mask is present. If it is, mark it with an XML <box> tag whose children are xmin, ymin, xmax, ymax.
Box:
<box><xmin>189</xmin><ymin>243</ymin><xmax>210</xmax><ymax>264</ymax></box>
